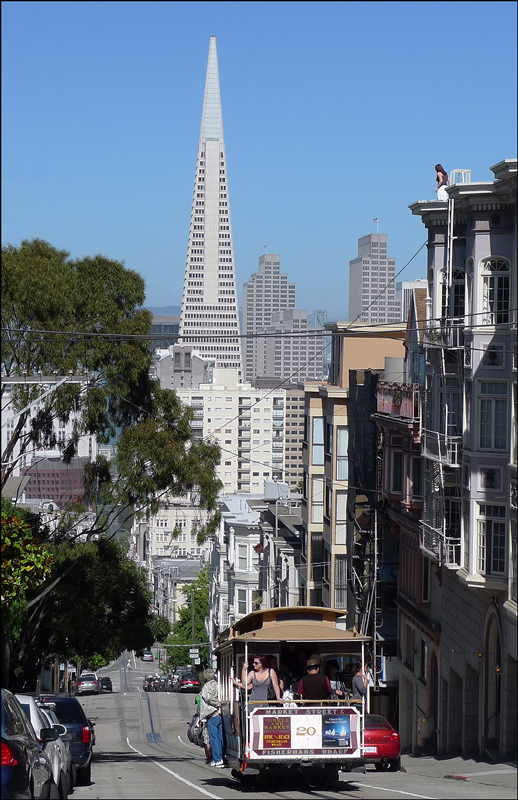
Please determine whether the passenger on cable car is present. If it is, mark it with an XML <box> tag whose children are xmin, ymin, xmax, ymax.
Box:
<box><xmin>295</xmin><ymin>655</ymin><xmax>332</xmax><ymax>701</ymax></box>
<box><xmin>325</xmin><ymin>659</ymin><xmax>347</xmax><ymax>699</ymax></box>
<box><xmin>232</xmin><ymin>655</ymin><xmax>283</xmax><ymax>704</ymax></box>
<box><xmin>350</xmin><ymin>662</ymin><xmax>369</xmax><ymax>702</ymax></box>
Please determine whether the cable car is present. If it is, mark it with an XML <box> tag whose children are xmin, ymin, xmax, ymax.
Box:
<box><xmin>214</xmin><ymin>606</ymin><xmax>370</xmax><ymax>788</ymax></box>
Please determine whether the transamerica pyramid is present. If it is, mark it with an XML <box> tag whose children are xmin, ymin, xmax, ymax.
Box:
<box><xmin>178</xmin><ymin>36</ymin><xmax>243</xmax><ymax>379</ymax></box>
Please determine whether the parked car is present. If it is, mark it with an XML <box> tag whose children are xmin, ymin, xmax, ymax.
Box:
<box><xmin>38</xmin><ymin>694</ymin><xmax>94</xmax><ymax>786</ymax></box>
<box><xmin>16</xmin><ymin>694</ymin><xmax>70</xmax><ymax>799</ymax></box>
<box><xmin>75</xmin><ymin>673</ymin><xmax>99</xmax><ymax>696</ymax></box>
<box><xmin>170</xmin><ymin>666</ymin><xmax>191</xmax><ymax>691</ymax></box>
<box><xmin>39</xmin><ymin>705</ymin><xmax>76</xmax><ymax>793</ymax></box>
<box><xmin>141</xmin><ymin>650</ymin><xmax>153</xmax><ymax>663</ymax></box>
<box><xmin>363</xmin><ymin>714</ymin><xmax>401</xmax><ymax>771</ymax></box>
<box><xmin>1</xmin><ymin>688</ymin><xmax>54</xmax><ymax>800</ymax></box>
<box><xmin>99</xmin><ymin>677</ymin><xmax>112</xmax><ymax>693</ymax></box>
<box><xmin>174</xmin><ymin>673</ymin><xmax>201</xmax><ymax>693</ymax></box>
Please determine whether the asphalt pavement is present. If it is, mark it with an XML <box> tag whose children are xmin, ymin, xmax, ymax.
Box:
<box><xmin>401</xmin><ymin>751</ymin><xmax>517</xmax><ymax>792</ymax></box>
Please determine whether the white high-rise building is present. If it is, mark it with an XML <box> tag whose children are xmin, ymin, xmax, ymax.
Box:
<box><xmin>243</xmin><ymin>254</ymin><xmax>295</xmax><ymax>383</ymax></box>
<box><xmin>176</xmin><ymin>368</ymin><xmax>285</xmax><ymax>493</ymax></box>
<box><xmin>178</xmin><ymin>37</ymin><xmax>243</xmax><ymax>378</ymax></box>
<box><xmin>395</xmin><ymin>279</ymin><xmax>428</xmax><ymax>322</ymax></box>
<box><xmin>348</xmin><ymin>233</ymin><xmax>399</xmax><ymax>324</ymax></box>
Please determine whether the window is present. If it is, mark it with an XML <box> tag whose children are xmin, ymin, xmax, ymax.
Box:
<box><xmin>237</xmin><ymin>588</ymin><xmax>247</xmax><ymax>616</ymax></box>
<box><xmin>335</xmin><ymin>492</ymin><xmax>347</xmax><ymax>545</ymax></box>
<box><xmin>336</xmin><ymin>426</ymin><xmax>348</xmax><ymax>480</ymax></box>
<box><xmin>311</xmin><ymin>476</ymin><xmax>324</xmax><ymax>524</ymax></box>
<box><xmin>391</xmin><ymin>451</ymin><xmax>403</xmax><ymax>494</ymax></box>
<box><xmin>422</xmin><ymin>555</ymin><xmax>431</xmax><ymax>603</ymax></box>
<box><xmin>480</xmin><ymin>257</ymin><xmax>510</xmax><ymax>324</ymax></box>
<box><xmin>410</xmin><ymin>457</ymin><xmax>423</xmax><ymax>499</ymax></box>
<box><xmin>479</xmin><ymin>381</ymin><xmax>508</xmax><ymax>451</ymax></box>
<box><xmin>312</xmin><ymin>417</ymin><xmax>324</xmax><ymax>465</ymax></box>
<box><xmin>477</xmin><ymin>504</ymin><xmax>506</xmax><ymax>575</ymax></box>
<box><xmin>420</xmin><ymin>640</ymin><xmax>428</xmax><ymax>681</ymax></box>
<box><xmin>237</xmin><ymin>544</ymin><xmax>248</xmax><ymax>571</ymax></box>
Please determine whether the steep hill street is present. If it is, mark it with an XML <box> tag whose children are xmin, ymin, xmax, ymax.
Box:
<box><xmin>69</xmin><ymin>655</ymin><xmax>517</xmax><ymax>800</ymax></box>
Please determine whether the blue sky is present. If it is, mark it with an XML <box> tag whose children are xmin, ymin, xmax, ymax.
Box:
<box><xmin>2</xmin><ymin>1</ymin><xmax>516</xmax><ymax>319</ymax></box>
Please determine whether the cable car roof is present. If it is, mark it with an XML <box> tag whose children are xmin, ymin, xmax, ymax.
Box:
<box><xmin>214</xmin><ymin>606</ymin><xmax>370</xmax><ymax>650</ymax></box>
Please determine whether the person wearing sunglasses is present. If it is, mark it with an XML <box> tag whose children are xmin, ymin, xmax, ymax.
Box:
<box><xmin>232</xmin><ymin>655</ymin><xmax>283</xmax><ymax>704</ymax></box>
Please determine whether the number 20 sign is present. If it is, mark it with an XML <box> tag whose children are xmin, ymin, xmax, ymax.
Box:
<box><xmin>292</xmin><ymin>716</ymin><xmax>322</xmax><ymax>748</ymax></box>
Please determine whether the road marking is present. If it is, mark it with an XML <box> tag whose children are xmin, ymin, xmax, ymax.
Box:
<box><xmin>356</xmin><ymin>783</ymin><xmax>436</xmax><ymax>799</ymax></box>
<box><xmin>126</xmin><ymin>737</ymin><xmax>221</xmax><ymax>799</ymax></box>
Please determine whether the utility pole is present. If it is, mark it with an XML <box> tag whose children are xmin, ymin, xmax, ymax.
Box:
<box><xmin>191</xmin><ymin>590</ymin><xmax>195</xmax><ymax>672</ymax></box>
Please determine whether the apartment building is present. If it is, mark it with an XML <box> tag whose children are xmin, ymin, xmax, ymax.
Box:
<box><xmin>407</xmin><ymin>159</ymin><xmax>516</xmax><ymax>758</ymax></box>
<box><xmin>176</xmin><ymin>368</ymin><xmax>285</xmax><ymax>493</ymax></box>
<box><xmin>300</xmin><ymin>323</ymin><xmax>406</xmax><ymax>612</ymax></box>
<box><xmin>373</xmin><ymin>289</ymin><xmax>433</xmax><ymax>751</ymax></box>
<box><xmin>1</xmin><ymin>375</ymin><xmax>97</xmax><ymax>486</ymax></box>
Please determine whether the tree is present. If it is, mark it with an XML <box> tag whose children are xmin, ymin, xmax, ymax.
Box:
<box><xmin>165</xmin><ymin>565</ymin><xmax>210</xmax><ymax>670</ymax></box>
<box><xmin>1</xmin><ymin>238</ymin><xmax>222</xmax><ymax>688</ymax></box>
<box><xmin>149</xmin><ymin>615</ymin><xmax>172</xmax><ymax>644</ymax></box>
<box><xmin>9</xmin><ymin>537</ymin><xmax>156</xmax><ymax>691</ymax></box>
<box><xmin>1</xmin><ymin>498</ymin><xmax>53</xmax><ymax>688</ymax></box>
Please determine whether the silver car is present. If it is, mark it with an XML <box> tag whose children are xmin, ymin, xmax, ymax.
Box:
<box><xmin>76</xmin><ymin>672</ymin><xmax>100</xmax><ymax>695</ymax></box>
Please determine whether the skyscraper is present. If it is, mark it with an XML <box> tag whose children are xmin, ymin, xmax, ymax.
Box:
<box><xmin>178</xmin><ymin>37</ymin><xmax>243</xmax><ymax>378</ymax></box>
<box><xmin>348</xmin><ymin>233</ymin><xmax>399</xmax><ymax>324</ymax></box>
<box><xmin>242</xmin><ymin>254</ymin><xmax>295</xmax><ymax>382</ymax></box>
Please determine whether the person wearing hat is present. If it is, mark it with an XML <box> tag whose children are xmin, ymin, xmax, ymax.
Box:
<box><xmin>296</xmin><ymin>655</ymin><xmax>332</xmax><ymax>701</ymax></box>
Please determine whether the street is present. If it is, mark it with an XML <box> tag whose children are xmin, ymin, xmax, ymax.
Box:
<box><xmin>69</xmin><ymin>656</ymin><xmax>517</xmax><ymax>800</ymax></box>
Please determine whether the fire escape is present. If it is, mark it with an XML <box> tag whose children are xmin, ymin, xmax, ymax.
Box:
<box><xmin>421</xmin><ymin>171</ymin><xmax>470</xmax><ymax>567</ymax></box>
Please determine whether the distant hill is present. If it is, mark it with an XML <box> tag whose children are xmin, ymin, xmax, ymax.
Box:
<box><xmin>146</xmin><ymin>305</ymin><xmax>182</xmax><ymax>316</ymax></box>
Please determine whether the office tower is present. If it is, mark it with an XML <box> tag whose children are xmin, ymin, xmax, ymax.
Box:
<box><xmin>243</xmin><ymin>254</ymin><xmax>295</xmax><ymax>383</ymax></box>
<box><xmin>395</xmin><ymin>279</ymin><xmax>428</xmax><ymax>322</ymax></box>
<box><xmin>348</xmin><ymin>233</ymin><xmax>399</xmax><ymax>324</ymax></box>
<box><xmin>178</xmin><ymin>37</ymin><xmax>242</xmax><ymax>378</ymax></box>
<box><xmin>255</xmin><ymin>309</ymin><xmax>324</xmax><ymax>383</ymax></box>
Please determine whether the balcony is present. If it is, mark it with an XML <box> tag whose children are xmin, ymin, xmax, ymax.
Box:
<box><xmin>421</xmin><ymin>521</ymin><xmax>461</xmax><ymax>568</ymax></box>
<box><xmin>422</xmin><ymin>429</ymin><xmax>462</xmax><ymax>466</ymax></box>
<box><xmin>423</xmin><ymin>318</ymin><xmax>464</xmax><ymax>349</ymax></box>
<box><xmin>377</xmin><ymin>383</ymin><xmax>420</xmax><ymax>420</ymax></box>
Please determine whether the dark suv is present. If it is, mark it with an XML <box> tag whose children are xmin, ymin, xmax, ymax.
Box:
<box><xmin>38</xmin><ymin>694</ymin><xmax>94</xmax><ymax>785</ymax></box>
<box><xmin>99</xmin><ymin>677</ymin><xmax>112</xmax><ymax>693</ymax></box>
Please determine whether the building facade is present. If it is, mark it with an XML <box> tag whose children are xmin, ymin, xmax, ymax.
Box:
<box><xmin>395</xmin><ymin>279</ymin><xmax>428</xmax><ymax>324</ymax></box>
<box><xmin>349</xmin><ymin>233</ymin><xmax>399</xmax><ymax>324</ymax></box>
<box><xmin>176</xmin><ymin>368</ymin><xmax>285</xmax><ymax>493</ymax></box>
<box><xmin>254</xmin><ymin>308</ymin><xmax>325</xmax><ymax>385</ymax></box>
<box><xmin>178</xmin><ymin>37</ymin><xmax>243</xmax><ymax>377</ymax></box>
<box><xmin>300</xmin><ymin>324</ymin><xmax>406</xmax><ymax>612</ymax></box>
<box><xmin>408</xmin><ymin>159</ymin><xmax>517</xmax><ymax>758</ymax></box>
<box><xmin>243</xmin><ymin>254</ymin><xmax>295</xmax><ymax>383</ymax></box>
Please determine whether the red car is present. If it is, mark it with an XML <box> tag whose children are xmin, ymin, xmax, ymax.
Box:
<box><xmin>177</xmin><ymin>673</ymin><xmax>201</xmax><ymax>693</ymax></box>
<box><xmin>363</xmin><ymin>714</ymin><xmax>401</xmax><ymax>771</ymax></box>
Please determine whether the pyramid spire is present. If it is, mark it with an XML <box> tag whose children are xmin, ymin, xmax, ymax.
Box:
<box><xmin>200</xmin><ymin>36</ymin><xmax>223</xmax><ymax>143</ymax></box>
<box><xmin>178</xmin><ymin>37</ymin><xmax>243</xmax><ymax>380</ymax></box>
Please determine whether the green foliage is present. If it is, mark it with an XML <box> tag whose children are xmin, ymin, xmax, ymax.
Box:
<box><xmin>1</xmin><ymin>238</ymin><xmax>222</xmax><ymax>690</ymax></box>
<box><xmin>1</xmin><ymin>238</ymin><xmax>153</xmax><ymax>488</ymax></box>
<box><xmin>149</xmin><ymin>615</ymin><xmax>172</xmax><ymax>644</ymax></box>
<box><xmin>1</xmin><ymin>511</ymin><xmax>52</xmax><ymax>604</ymax></box>
<box><xmin>165</xmin><ymin>564</ymin><xmax>210</xmax><ymax>670</ymax></box>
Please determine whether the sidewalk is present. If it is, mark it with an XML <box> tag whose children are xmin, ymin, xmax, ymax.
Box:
<box><xmin>401</xmin><ymin>752</ymin><xmax>517</xmax><ymax>792</ymax></box>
